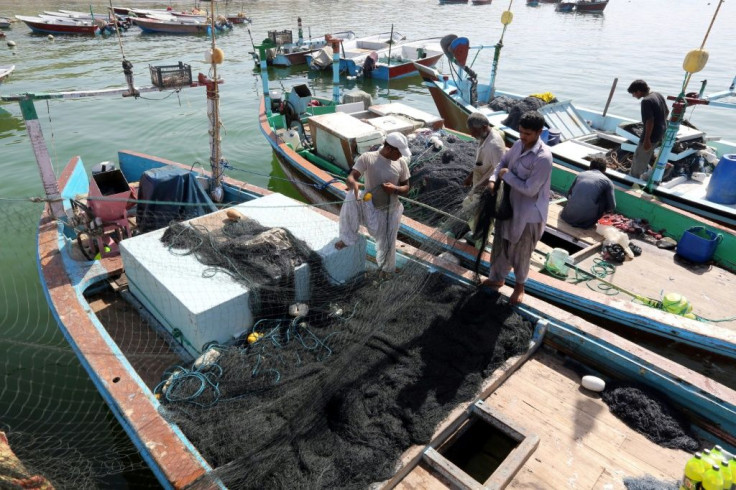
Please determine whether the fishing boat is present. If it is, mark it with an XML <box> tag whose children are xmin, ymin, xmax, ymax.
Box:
<box><xmin>0</xmin><ymin>16</ymin><xmax>11</xmax><ymax>28</ymax></box>
<box><xmin>257</xmin><ymin>42</ymin><xmax>736</xmax><ymax>370</ymax></box>
<box><xmin>556</xmin><ymin>1</ymin><xmax>576</xmax><ymax>12</ymax></box>
<box><xmin>416</xmin><ymin>26</ymin><xmax>736</xmax><ymax>228</ymax></box>
<box><xmin>131</xmin><ymin>16</ymin><xmax>232</xmax><ymax>35</ymax></box>
<box><xmin>254</xmin><ymin>22</ymin><xmax>356</xmax><ymax>67</ymax></box>
<box><xmin>6</xmin><ymin>74</ymin><xmax>736</xmax><ymax>486</ymax></box>
<box><xmin>15</xmin><ymin>14</ymin><xmax>101</xmax><ymax>35</ymax></box>
<box><xmin>575</xmin><ymin>0</ymin><xmax>609</xmax><ymax>12</ymax></box>
<box><xmin>471</xmin><ymin>0</ymin><xmax>493</xmax><ymax>4</ymax></box>
<box><xmin>0</xmin><ymin>65</ymin><xmax>13</xmax><ymax>84</ymax></box>
<box><xmin>305</xmin><ymin>30</ymin><xmax>406</xmax><ymax>73</ymax></box>
<box><xmin>439</xmin><ymin>0</ymin><xmax>470</xmax><ymax>4</ymax></box>
<box><xmin>339</xmin><ymin>37</ymin><xmax>444</xmax><ymax>80</ymax></box>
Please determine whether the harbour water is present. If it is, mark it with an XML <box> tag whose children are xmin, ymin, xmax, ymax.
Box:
<box><xmin>0</xmin><ymin>0</ymin><xmax>734</xmax><ymax>485</ymax></box>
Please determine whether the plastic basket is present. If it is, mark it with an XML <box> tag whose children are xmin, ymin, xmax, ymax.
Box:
<box><xmin>268</xmin><ymin>29</ymin><xmax>292</xmax><ymax>46</ymax></box>
<box><xmin>149</xmin><ymin>62</ymin><xmax>192</xmax><ymax>89</ymax></box>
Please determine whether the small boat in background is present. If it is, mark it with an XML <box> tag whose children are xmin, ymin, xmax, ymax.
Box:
<box><xmin>0</xmin><ymin>16</ymin><xmax>11</xmax><ymax>29</ymax></box>
<box><xmin>527</xmin><ymin>0</ymin><xmax>540</xmax><ymax>6</ymax></box>
<box><xmin>556</xmin><ymin>1</ymin><xmax>576</xmax><ymax>11</ymax></box>
<box><xmin>0</xmin><ymin>65</ymin><xmax>14</xmax><ymax>84</ymax></box>
<box><xmin>339</xmin><ymin>37</ymin><xmax>444</xmax><ymax>80</ymax></box>
<box><xmin>471</xmin><ymin>0</ymin><xmax>493</xmax><ymax>4</ymax></box>
<box><xmin>131</xmin><ymin>16</ymin><xmax>232</xmax><ymax>35</ymax></box>
<box><xmin>575</xmin><ymin>0</ymin><xmax>609</xmax><ymax>12</ymax></box>
<box><xmin>439</xmin><ymin>0</ymin><xmax>469</xmax><ymax>4</ymax></box>
<box><xmin>15</xmin><ymin>15</ymin><xmax>101</xmax><ymax>35</ymax></box>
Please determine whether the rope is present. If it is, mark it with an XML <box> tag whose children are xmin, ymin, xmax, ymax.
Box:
<box><xmin>398</xmin><ymin>195</ymin><xmax>465</xmax><ymax>223</ymax></box>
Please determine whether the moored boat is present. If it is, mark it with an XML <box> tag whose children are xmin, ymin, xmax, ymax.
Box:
<box><xmin>254</xmin><ymin>21</ymin><xmax>356</xmax><ymax>67</ymax></box>
<box><xmin>306</xmin><ymin>30</ymin><xmax>406</xmax><ymax>72</ymax></box>
<box><xmin>556</xmin><ymin>1</ymin><xmax>576</xmax><ymax>11</ymax></box>
<box><xmin>0</xmin><ymin>64</ymin><xmax>14</xmax><ymax>84</ymax></box>
<box><xmin>131</xmin><ymin>16</ymin><xmax>232</xmax><ymax>35</ymax></box>
<box><xmin>415</xmin><ymin>25</ymin><xmax>736</xmax><ymax>228</ymax></box>
<box><xmin>15</xmin><ymin>14</ymin><xmax>100</xmax><ymax>35</ymax></box>
<box><xmin>576</xmin><ymin>0</ymin><xmax>609</xmax><ymax>12</ymax></box>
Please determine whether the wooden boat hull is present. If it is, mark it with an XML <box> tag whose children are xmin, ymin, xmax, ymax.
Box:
<box><xmin>131</xmin><ymin>18</ymin><xmax>230</xmax><ymax>35</ymax></box>
<box><xmin>271</xmin><ymin>50</ymin><xmax>318</xmax><ymax>68</ymax></box>
<box><xmin>15</xmin><ymin>15</ymin><xmax>99</xmax><ymax>35</ymax></box>
<box><xmin>41</xmin><ymin>151</ymin><xmax>736</xmax><ymax>487</ymax></box>
<box><xmin>576</xmin><ymin>0</ymin><xmax>608</xmax><ymax>11</ymax></box>
<box><xmin>0</xmin><ymin>65</ymin><xmax>14</xmax><ymax>84</ymax></box>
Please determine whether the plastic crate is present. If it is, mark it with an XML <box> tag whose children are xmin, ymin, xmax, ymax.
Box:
<box><xmin>268</xmin><ymin>29</ymin><xmax>292</xmax><ymax>46</ymax></box>
<box><xmin>149</xmin><ymin>62</ymin><xmax>192</xmax><ymax>89</ymax></box>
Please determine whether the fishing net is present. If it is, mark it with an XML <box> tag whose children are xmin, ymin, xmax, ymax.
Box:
<box><xmin>152</xmin><ymin>216</ymin><xmax>533</xmax><ymax>488</ymax></box>
<box><xmin>601</xmin><ymin>385</ymin><xmax>699</xmax><ymax>452</ymax></box>
<box><xmin>623</xmin><ymin>475</ymin><xmax>680</xmax><ymax>490</ymax></box>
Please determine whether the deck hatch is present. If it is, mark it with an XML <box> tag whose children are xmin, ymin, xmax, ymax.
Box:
<box><xmin>423</xmin><ymin>400</ymin><xmax>539</xmax><ymax>489</ymax></box>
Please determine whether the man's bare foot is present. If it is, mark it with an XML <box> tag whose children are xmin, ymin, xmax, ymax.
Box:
<box><xmin>335</xmin><ymin>240</ymin><xmax>347</xmax><ymax>250</ymax></box>
<box><xmin>509</xmin><ymin>284</ymin><xmax>525</xmax><ymax>305</ymax></box>
<box><xmin>480</xmin><ymin>279</ymin><xmax>504</xmax><ymax>290</ymax></box>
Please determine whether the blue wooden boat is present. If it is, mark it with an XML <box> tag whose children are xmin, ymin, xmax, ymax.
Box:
<box><xmin>4</xmin><ymin>50</ymin><xmax>736</xmax><ymax>489</ymax></box>
<box><xmin>257</xmin><ymin>55</ymin><xmax>736</xmax><ymax>365</ymax></box>
<box><xmin>416</xmin><ymin>29</ymin><xmax>736</xmax><ymax>228</ymax></box>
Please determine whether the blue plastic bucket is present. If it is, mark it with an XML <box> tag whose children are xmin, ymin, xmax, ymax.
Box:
<box><xmin>547</xmin><ymin>128</ymin><xmax>562</xmax><ymax>146</ymax></box>
<box><xmin>676</xmin><ymin>226</ymin><xmax>723</xmax><ymax>263</ymax></box>
<box><xmin>706</xmin><ymin>154</ymin><xmax>736</xmax><ymax>204</ymax></box>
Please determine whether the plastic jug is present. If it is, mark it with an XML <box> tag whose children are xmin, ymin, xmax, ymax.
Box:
<box><xmin>680</xmin><ymin>452</ymin><xmax>705</xmax><ymax>490</ymax></box>
<box><xmin>545</xmin><ymin>248</ymin><xmax>570</xmax><ymax>277</ymax></box>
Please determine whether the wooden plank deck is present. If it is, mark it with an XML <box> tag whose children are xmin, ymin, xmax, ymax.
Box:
<box><xmin>396</xmin><ymin>348</ymin><xmax>688</xmax><ymax>489</ymax></box>
<box><xmin>571</xmin><ymin>236</ymin><xmax>736</xmax><ymax>335</ymax></box>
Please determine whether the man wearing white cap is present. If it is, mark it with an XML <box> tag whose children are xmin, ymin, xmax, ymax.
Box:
<box><xmin>335</xmin><ymin>132</ymin><xmax>412</xmax><ymax>273</ymax></box>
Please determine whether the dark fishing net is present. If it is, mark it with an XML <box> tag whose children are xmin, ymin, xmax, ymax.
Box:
<box><xmin>405</xmin><ymin>131</ymin><xmax>479</xmax><ymax>231</ymax></box>
<box><xmin>623</xmin><ymin>475</ymin><xmax>679</xmax><ymax>490</ymax></box>
<box><xmin>153</xmin><ymin>225</ymin><xmax>533</xmax><ymax>489</ymax></box>
<box><xmin>489</xmin><ymin>95</ymin><xmax>553</xmax><ymax>131</ymax></box>
<box><xmin>601</xmin><ymin>385</ymin><xmax>699</xmax><ymax>451</ymax></box>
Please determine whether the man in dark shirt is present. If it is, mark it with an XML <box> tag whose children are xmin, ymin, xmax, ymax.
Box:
<box><xmin>627</xmin><ymin>79</ymin><xmax>669</xmax><ymax>179</ymax></box>
<box><xmin>560</xmin><ymin>157</ymin><xmax>616</xmax><ymax>228</ymax></box>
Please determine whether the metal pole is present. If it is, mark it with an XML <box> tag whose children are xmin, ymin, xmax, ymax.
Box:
<box><xmin>331</xmin><ymin>38</ymin><xmax>340</xmax><ymax>103</ymax></box>
<box><xmin>601</xmin><ymin>77</ymin><xmax>617</xmax><ymax>117</ymax></box>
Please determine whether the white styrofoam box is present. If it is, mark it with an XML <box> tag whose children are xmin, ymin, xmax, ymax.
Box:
<box><xmin>615</xmin><ymin>123</ymin><xmax>704</xmax><ymax>145</ymax></box>
<box><xmin>120</xmin><ymin>227</ymin><xmax>255</xmax><ymax>357</ymax></box>
<box><xmin>120</xmin><ymin>193</ymin><xmax>366</xmax><ymax>355</ymax></box>
<box><xmin>365</xmin><ymin>115</ymin><xmax>415</xmax><ymax>136</ymax></box>
<box><xmin>308</xmin><ymin>112</ymin><xmax>384</xmax><ymax>171</ymax></box>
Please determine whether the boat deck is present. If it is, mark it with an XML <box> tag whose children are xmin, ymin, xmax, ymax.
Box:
<box><xmin>396</xmin><ymin>348</ymin><xmax>687</xmax><ymax>489</ymax></box>
<box><xmin>572</xmin><ymin>236</ymin><xmax>736</xmax><ymax>334</ymax></box>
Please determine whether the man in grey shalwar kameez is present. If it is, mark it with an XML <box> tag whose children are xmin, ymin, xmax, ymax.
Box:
<box><xmin>484</xmin><ymin>111</ymin><xmax>553</xmax><ymax>305</ymax></box>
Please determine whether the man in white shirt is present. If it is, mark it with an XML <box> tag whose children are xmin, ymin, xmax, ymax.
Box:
<box><xmin>335</xmin><ymin>132</ymin><xmax>411</xmax><ymax>273</ymax></box>
<box><xmin>462</xmin><ymin>112</ymin><xmax>506</xmax><ymax>244</ymax></box>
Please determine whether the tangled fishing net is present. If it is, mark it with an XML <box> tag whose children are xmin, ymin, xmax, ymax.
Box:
<box><xmin>601</xmin><ymin>385</ymin><xmax>699</xmax><ymax>452</ymax></box>
<box><xmin>154</xmin><ymin>218</ymin><xmax>533</xmax><ymax>489</ymax></box>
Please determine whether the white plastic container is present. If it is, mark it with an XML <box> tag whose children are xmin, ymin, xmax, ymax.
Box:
<box><xmin>544</xmin><ymin>248</ymin><xmax>570</xmax><ymax>277</ymax></box>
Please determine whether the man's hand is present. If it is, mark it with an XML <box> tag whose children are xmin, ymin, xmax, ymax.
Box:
<box><xmin>382</xmin><ymin>182</ymin><xmax>395</xmax><ymax>194</ymax></box>
<box><xmin>498</xmin><ymin>168</ymin><xmax>509</xmax><ymax>179</ymax></box>
<box><xmin>487</xmin><ymin>181</ymin><xmax>496</xmax><ymax>194</ymax></box>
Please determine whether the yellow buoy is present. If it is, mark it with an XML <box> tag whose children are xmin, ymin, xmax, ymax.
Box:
<box><xmin>212</xmin><ymin>47</ymin><xmax>225</xmax><ymax>64</ymax></box>
<box><xmin>501</xmin><ymin>11</ymin><xmax>513</xmax><ymax>25</ymax></box>
<box><xmin>363</xmin><ymin>192</ymin><xmax>373</xmax><ymax>202</ymax></box>
<box><xmin>247</xmin><ymin>332</ymin><xmax>263</xmax><ymax>344</ymax></box>
<box><xmin>683</xmin><ymin>49</ymin><xmax>709</xmax><ymax>74</ymax></box>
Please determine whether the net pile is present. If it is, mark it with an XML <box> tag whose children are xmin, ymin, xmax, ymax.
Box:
<box><xmin>601</xmin><ymin>385</ymin><xmax>699</xmax><ymax>451</ymax></box>
<box><xmin>155</xmin><ymin>219</ymin><xmax>533</xmax><ymax>489</ymax></box>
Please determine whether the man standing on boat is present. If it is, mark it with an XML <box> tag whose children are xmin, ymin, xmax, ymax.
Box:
<box><xmin>334</xmin><ymin>132</ymin><xmax>411</xmax><ymax>274</ymax></box>
<box><xmin>560</xmin><ymin>156</ymin><xmax>616</xmax><ymax>228</ymax></box>
<box><xmin>483</xmin><ymin>111</ymin><xmax>553</xmax><ymax>305</ymax></box>
<box><xmin>627</xmin><ymin>80</ymin><xmax>669</xmax><ymax>179</ymax></box>
<box><xmin>462</xmin><ymin>112</ymin><xmax>507</xmax><ymax>246</ymax></box>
